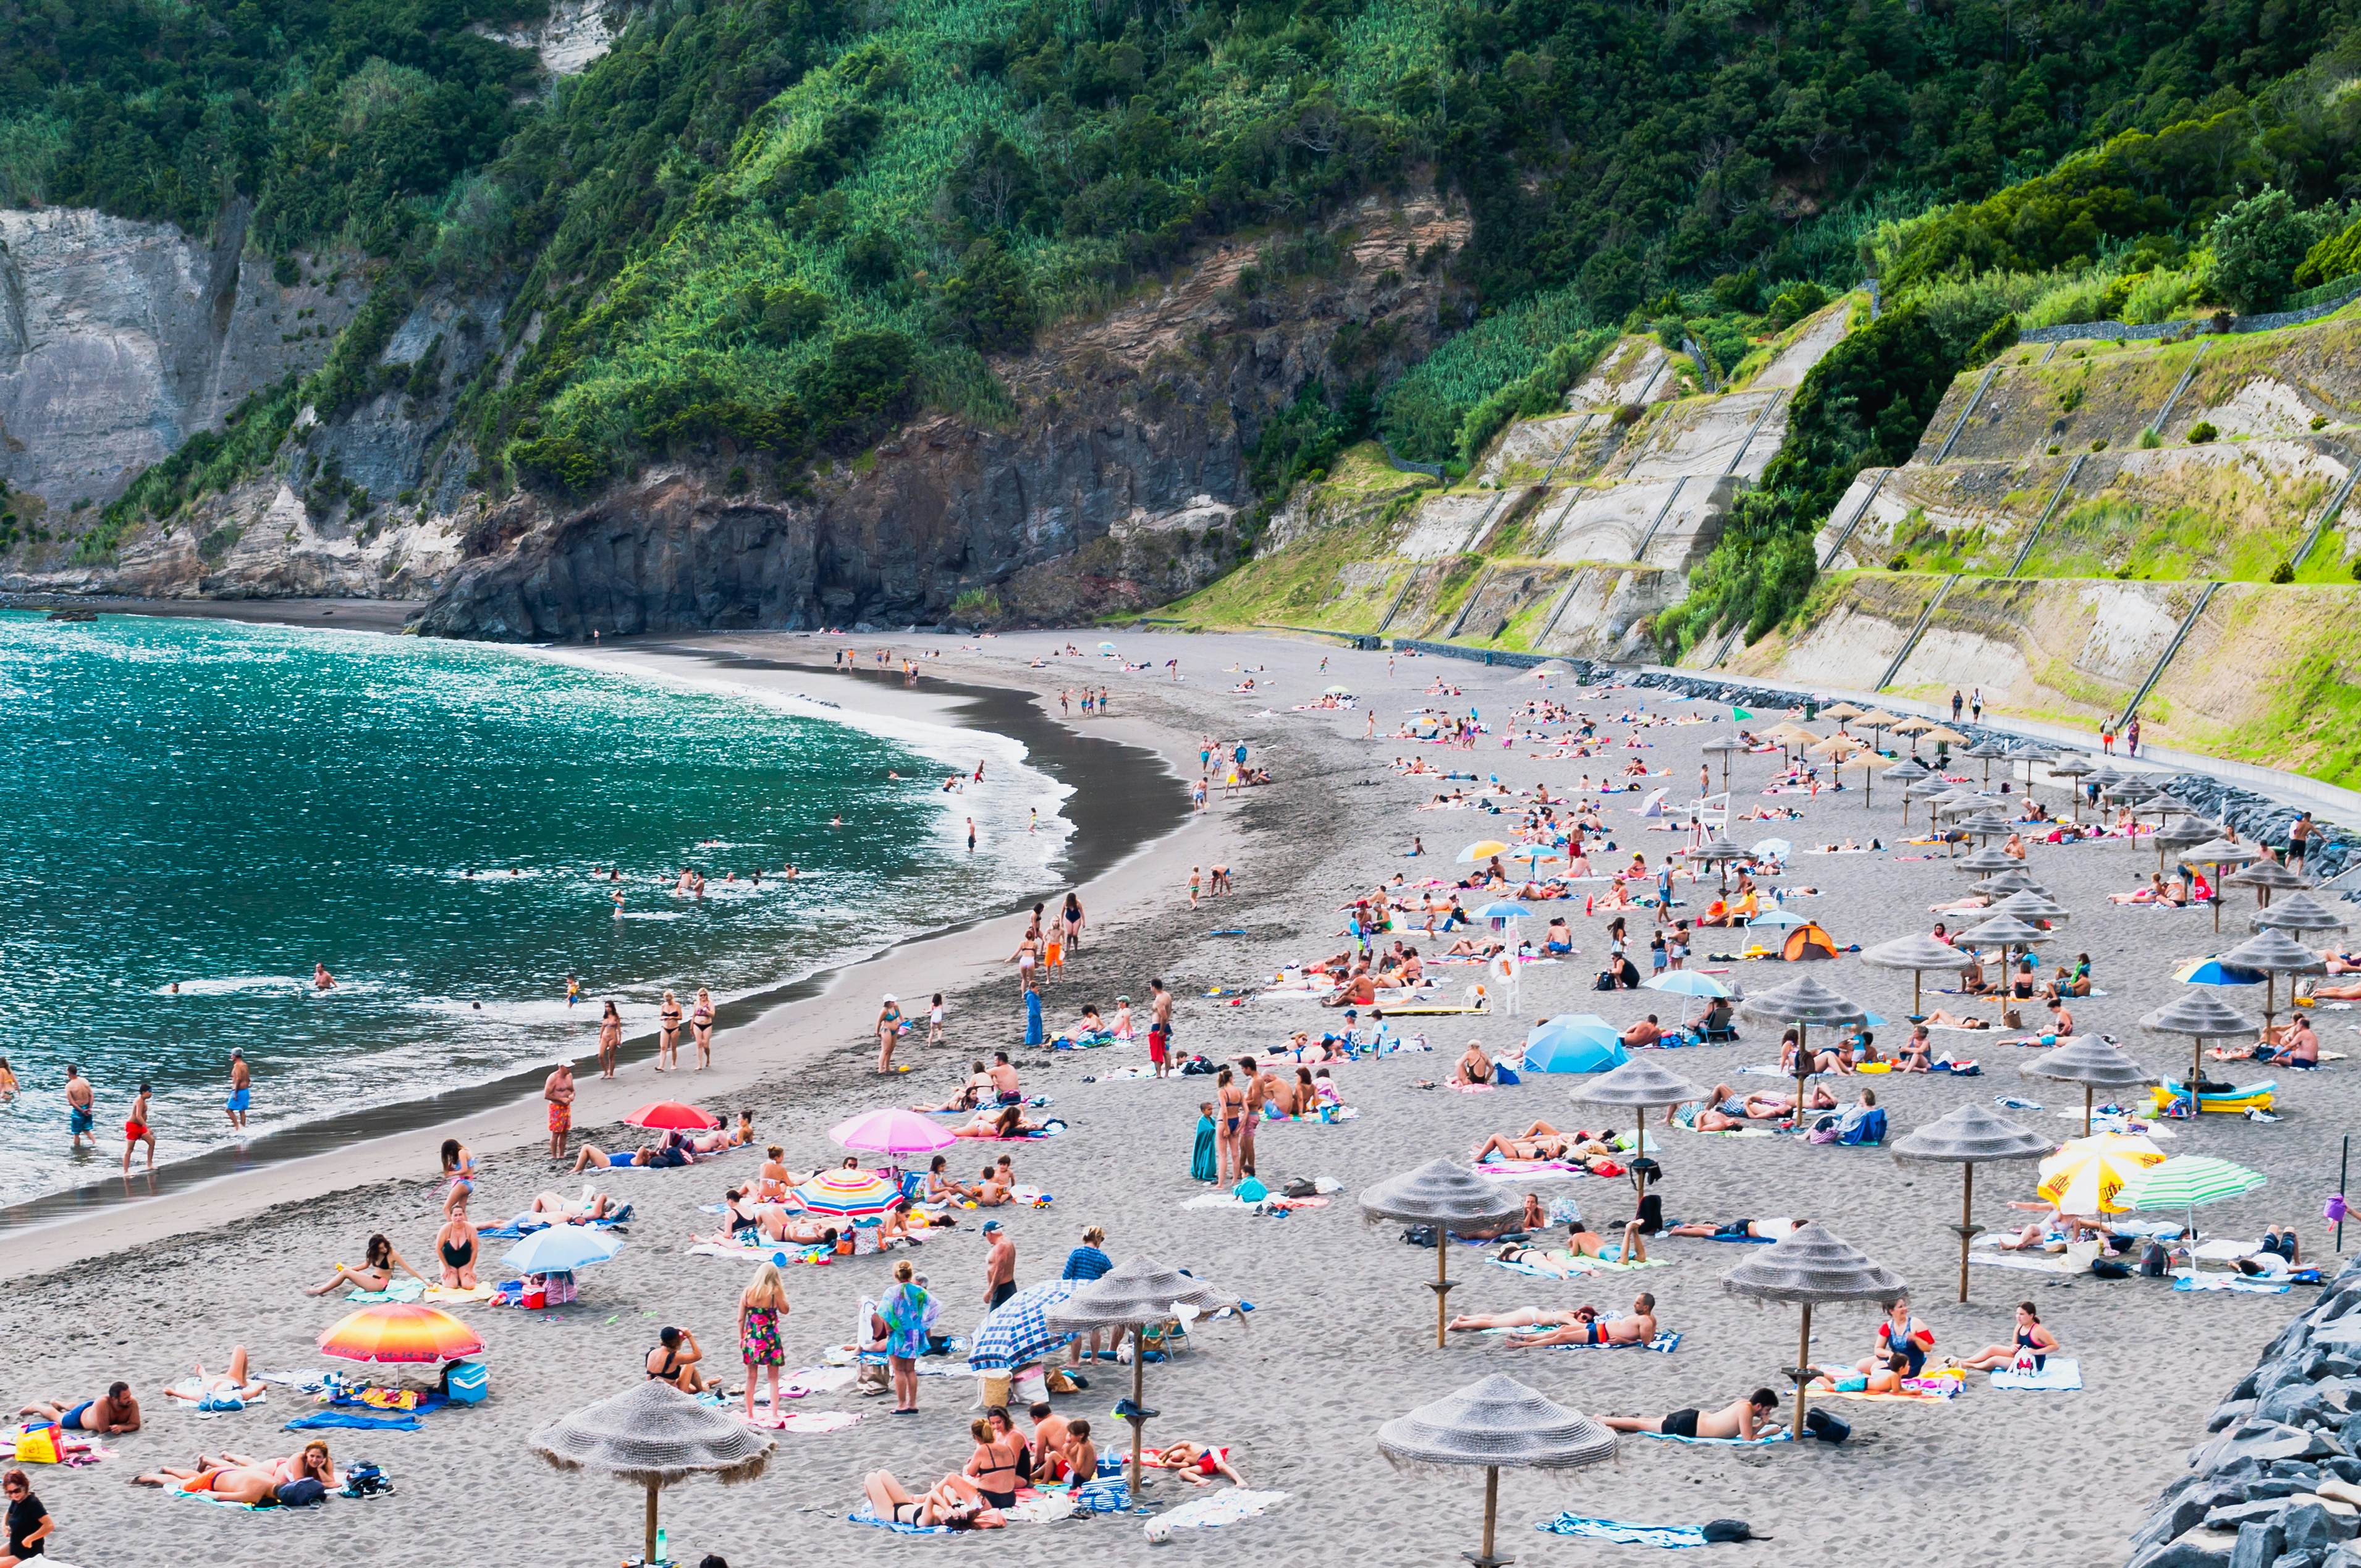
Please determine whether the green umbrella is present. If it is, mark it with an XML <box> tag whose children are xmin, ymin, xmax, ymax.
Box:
<box><xmin>2118</xmin><ymin>1155</ymin><xmax>2266</xmax><ymax>1257</ymax></box>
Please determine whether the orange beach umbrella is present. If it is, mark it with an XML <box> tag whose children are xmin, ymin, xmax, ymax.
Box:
<box><xmin>319</xmin><ymin>1302</ymin><xmax>485</xmax><ymax>1365</ymax></box>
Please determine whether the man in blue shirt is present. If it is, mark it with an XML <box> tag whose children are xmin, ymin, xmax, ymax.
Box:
<box><xmin>1062</xmin><ymin>1226</ymin><xmax>1115</xmax><ymax>1365</ymax></box>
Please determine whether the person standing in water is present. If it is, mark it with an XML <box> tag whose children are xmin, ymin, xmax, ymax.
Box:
<box><xmin>64</xmin><ymin>1066</ymin><xmax>94</xmax><ymax>1151</ymax></box>
<box><xmin>225</xmin><ymin>1050</ymin><xmax>251</xmax><ymax>1131</ymax></box>
<box><xmin>565</xmin><ymin>973</ymin><xmax>581</xmax><ymax>1008</ymax></box>
<box><xmin>313</xmin><ymin>963</ymin><xmax>336</xmax><ymax>991</ymax></box>
<box><xmin>691</xmin><ymin>988</ymin><xmax>716</xmax><ymax>1071</ymax></box>
<box><xmin>597</xmin><ymin>1000</ymin><xmax>623</xmax><ymax>1079</ymax></box>
<box><xmin>967</xmin><ymin>817</ymin><xmax>977</xmax><ymax>853</ymax></box>
<box><xmin>544</xmin><ymin>1060</ymin><xmax>576</xmax><ymax>1158</ymax></box>
<box><xmin>122</xmin><ymin>1082</ymin><xmax>154</xmax><ymax>1173</ymax></box>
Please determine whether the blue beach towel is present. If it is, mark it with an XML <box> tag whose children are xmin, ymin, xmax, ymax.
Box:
<box><xmin>1535</xmin><ymin>1514</ymin><xmax>1709</xmax><ymax>1547</ymax></box>
<box><xmin>1632</xmin><ymin>1428</ymin><xmax>1792</xmax><ymax>1447</ymax></box>
<box><xmin>848</xmin><ymin>1503</ymin><xmax>950</xmax><ymax>1535</ymax></box>
<box><xmin>285</xmin><ymin>1409</ymin><xmax>423</xmax><ymax>1432</ymax></box>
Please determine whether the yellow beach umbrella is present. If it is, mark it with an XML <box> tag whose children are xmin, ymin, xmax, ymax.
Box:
<box><xmin>1820</xmin><ymin>702</ymin><xmax>1866</xmax><ymax>722</ymax></box>
<box><xmin>2035</xmin><ymin>1132</ymin><xmax>2167</xmax><ymax>1215</ymax></box>
<box><xmin>1456</xmin><ymin>840</ymin><xmax>1512</xmax><ymax>864</ymax></box>
<box><xmin>1919</xmin><ymin>726</ymin><xmax>1970</xmax><ymax>747</ymax></box>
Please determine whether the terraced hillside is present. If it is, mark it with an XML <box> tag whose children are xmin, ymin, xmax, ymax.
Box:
<box><xmin>1166</xmin><ymin>300</ymin><xmax>1857</xmax><ymax>656</ymax></box>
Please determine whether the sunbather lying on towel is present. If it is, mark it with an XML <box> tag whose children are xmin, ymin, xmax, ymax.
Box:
<box><xmin>1467</xmin><ymin>1293</ymin><xmax>1658</xmax><ymax>1347</ymax></box>
<box><xmin>1472</xmin><ymin>1121</ymin><xmax>1618</xmax><ymax>1164</ymax></box>
<box><xmin>863</xmin><ymin>1469</ymin><xmax>1006</xmax><ymax>1530</ymax></box>
<box><xmin>1994</xmin><ymin>1201</ymin><xmax>2119</xmax><ymax>1250</ymax></box>
<box><xmin>1665</xmin><ymin>1217</ymin><xmax>1807</xmax><ymax>1241</ymax></box>
<box><xmin>1601</xmin><ymin>1388</ymin><xmax>1780</xmax><ymax>1440</ymax></box>
<box><xmin>1146</xmin><ymin>1442</ymin><xmax>1248</xmax><ymax>1486</ymax></box>
<box><xmin>136</xmin><ymin>1443</ymin><xmax>339</xmax><ymax>1503</ymax></box>
<box><xmin>1810</xmin><ymin>1350</ymin><xmax>1909</xmax><ymax>1394</ymax></box>
<box><xmin>1925</xmin><ymin>1008</ymin><xmax>1992</xmax><ymax>1029</ymax></box>
<box><xmin>954</xmin><ymin>1105</ymin><xmax>1042</xmax><ymax>1139</ymax></box>
<box><xmin>162</xmin><ymin>1346</ymin><xmax>265</xmax><ymax>1408</ymax></box>
<box><xmin>1686</xmin><ymin>1087</ymin><xmax>1804</xmax><ymax>1129</ymax></box>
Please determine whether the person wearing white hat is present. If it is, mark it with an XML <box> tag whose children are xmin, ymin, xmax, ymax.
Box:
<box><xmin>876</xmin><ymin>994</ymin><xmax>904</xmax><ymax>1075</ymax></box>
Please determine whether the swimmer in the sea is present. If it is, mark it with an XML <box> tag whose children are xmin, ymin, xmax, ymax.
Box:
<box><xmin>313</xmin><ymin>963</ymin><xmax>336</xmax><ymax>991</ymax></box>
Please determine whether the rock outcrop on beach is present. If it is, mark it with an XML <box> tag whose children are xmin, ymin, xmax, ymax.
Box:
<box><xmin>2130</xmin><ymin>1255</ymin><xmax>2361</xmax><ymax>1567</ymax></box>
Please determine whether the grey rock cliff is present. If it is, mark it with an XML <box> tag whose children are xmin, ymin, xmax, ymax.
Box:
<box><xmin>0</xmin><ymin>204</ymin><xmax>358</xmax><ymax>510</ymax></box>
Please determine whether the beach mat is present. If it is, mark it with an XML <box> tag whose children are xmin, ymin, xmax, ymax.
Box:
<box><xmin>1631</xmin><ymin>1428</ymin><xmax>1791</xmax><ymax>1447</ymax></box>
<box><xmin>1535</xmin><ymin>1514</ymin><xmax>1709</xmax><ymax>1547</ymax></box>
<box><xmin>1991</xmin><ymin>1359</ymin><xmax>2082</xmax><ymax>1391</ymax></box>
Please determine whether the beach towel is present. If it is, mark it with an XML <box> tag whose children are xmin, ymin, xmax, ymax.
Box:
<box><xmin>2174</xmin><ymin>1273</ymin><xmax>2291</xmax><ymax>1294</ymax></box>
<box><xmin>343</xmin><ymin>1278</ymin><xmax>426</xmax><ymax>1304</ymax></box>
<box><xmin>1969</xmin><ymin>1252</ymin><xmax>2068</xmax><ymax>1275</ymax></box>
<box><xmin>1489</xmin><ymin>1251</ymin><xmax>1671</xmax><ymax>1278</ymax></box>
<box><xmin>1818</xmin><ymin>1375</ymin><xmax>1961</xmax><ymax>1403</ymax></box>
<box><xmin>847</xmin><ymin>1503</ymin><xmax>950</xmax><ymax>1535</ymax></box>
<box><xmin>284</xmin><ymin>1409</ymin><xmax>422</xmax><ymax>1432</ymax></box>
<box><xmin>423</xmin><ymin>1284</ymin><xmax>494</xmax><ymax>1305</ymax></box>
<box><xmin>1631</xmin><ymin>1428</ymin><xmax>1791</xmax><ymax>1447</ymax></box>
<box><xmin>1990</xmin><ymin>1359</ymin><xmax>2082</xmax><ymax>1391</ymax></box>
<box><xmin>1497</xmin><ymin>1328</ymin><xmax>1682</xmax><ymax>1353</ymax></box>
<box><xmin>1535</xmin><ymin>1515</ymin><xmax>1710</xmax><ymax>1547</ymax></box>
<box><xmin>744</xmin><ymin>1409</ymin><xmax>860</xmax><ymax>1433</ymax></box>
<box><xmin>1142</xmin><ymin>1488</ymin><xmax>1288</xmax><ymax>1540</ymax></box>
<box><xmin>1471</xmin><ymin>1158</ymin><xmax>1593</xmax><ymax>1178</ymax></box>
<box><xmin>780</xmin><ymin>1367</ymin><xmax>857</xmax><ymax>1398</ymax></box>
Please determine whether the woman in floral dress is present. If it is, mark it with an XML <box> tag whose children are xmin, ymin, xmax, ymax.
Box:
<box><xmin>738</xmin><ymin>1262</ymin><xmax>790</xmax><ymax>1420</ymax></box>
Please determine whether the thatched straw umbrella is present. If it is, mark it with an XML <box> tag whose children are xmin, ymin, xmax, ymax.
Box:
<box><xmin>2154</xmin><ymin>814</ymin><xmax>2219</xmax><ymax>875</ymax></box>
<box><xmin>1744</xmin><ymin>974</ymin><xmax>1868</xmax><ymax>1126</ymax></box>
<box><xmin>1700</xmin><ymin>734</ymin><xmax>1751</xmax><ymax>800</ymax></box>
<box><xmin>1858</xmin><ymin>709</ymin><xmax>1909</xmax><ymax>749</ymax></box>
<box><xmin>1572</xmin><ymin>1059</ymin><xmax>1706</xmax><ymax>1214</ymax></box>
<box><xmin>1902</xmin><ymin>773</ymin><xmax>1952</xmax><ymax>828</ymax></box>
<box><xmin>1953</xmin><ymin>845</ymin><xmax>2020</xmax><ymax>875</ymax></box>
<box><xmin>2143</xmin><ymin>990</ymin><xmax>2258</xmax><ymax>1115</ymax></box>
<box><xmin>530</xmin><ymin>1381</ymin><xmax>775</xmax><ymax>1566</ymax></box>
<box><xmin>1838</xmin><ymin>749</ymin><xmax>1896</xmax><ymax>806</ymax></box>
<box><xmin>2022</xmin><ymin>1034</ymin><xmax>2163</xmax><ymax>1136</ymax></box>
<box><xmin>2227</xmin><ymin>857</ymin><xmax>2310</xmax><ymax>910</ymax></box>
<box><xmin>1691</xmin><ymin>834</ymin><xmax>1751</xmax><ymax>892</ymax></box>
<box><xmin>1955</xmin><ymin>913</ymin><xmax>2055</xmax><ymax>993</ymax></box>
<box><xmin>2181</xmin><ymin>837</ymin><xmax>2262</xmax><ymax>932</ymax></box>
<box><xmin>1045</xmin><ymin>1257</ymin><xmax>1240</xmax><ymax>1498</ymax></box>
<box><xmin>1377</xmin><ymin>1375</ymin><xmax>1617</xmax><ymax>1568</ymax></box>
<box><xmin>1890</xmin><ymin>1105</ymin><xmax>2057</xmax><ymax>1302</ymax></box>
<box><xmin>2105</xmin><ymin>777</ymin><xmax>2158</xmax><ymax>812</ymax></box>
<box><xmin>2142</xmin><ymin>791</ymin><xmax>2198</xmax><ymax>832</ymax></box>
<box><xmin>1361</xmin><ymin>1159</ymin><xmax>1523</xmax><ymax>1348</ymax></box>
<box><xmin>1862</xmin><ymin>931</ymin><xmax>1967</xmax><ymax>1019</ymax></box>
<box><xmin>1821</xmin><ymin>701</ymin><xmax>1867</xmax><ymax>725</ymax></box>
<box><xmin>1970</xmin><ymin>868</ymin><xmax>2046</xmax><ymax>897</ymax></box>
<box><xmin>1722</xmin><ymin>1224</ymin><xmax>1906</xmax><ymax>1438</ymax></box>
<box><xmin>2047</xmin><ymin>754</ymin><xmax>2095</xmax><ymax>820</ymax></box>
<box><xmin>1962</xmin><ymin>736</ymin><xmax>2011</xmax><ymax>788</ymax></box>
<box><xmin>2009</xmin><ymin>742</ymin><xmax>2057</xmax><ymax>794</ymax></box>
<box><xmin>1987</xmin><ymin>888</ymin><xmax>2069</xmax><ymax>925</ymax></box>
<box><xmin>1956</xmin><ymin>808</ymin><xmax>2017</xmax><ymax>845</ymax></box>
<box><xmin>2218</xmin><ymin>928</ymin><xmax>2324</xmax><ymax>1042</ymax></box>
<box><xmin>2255</xmin><ymin>890</ymin><xmax>2351</xmax><ymax>936</ymax></box>
<box><xmin>1892</xmin><ymin>714</ymin><xmax>1937</xmax><ymax>754</ymax></box>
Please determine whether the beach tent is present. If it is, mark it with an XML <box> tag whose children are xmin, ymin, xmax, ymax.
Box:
<box><xmin>1521</xmin><ymin>1016</ymin><xmax>1629</xmax><ymax>1074</ymax></box>
<box><xmin>1781</xmin><ymin>923</ymin><xmax>1840</xmax><ymax>961</ymax></box>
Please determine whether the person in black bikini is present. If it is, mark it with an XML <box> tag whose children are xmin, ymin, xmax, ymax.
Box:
<box><xmin>646</xmin><ymin>1326</ymin><xmax>712</xmax><ymax>1393</ymax></box>
<box><xmin>1602</xmin><ymin>1388</ymin><xmax>1780</xmax><ymax>1440</ymax></box>
<box><xmin>860</xmin><ymin>1470</ymin><xmax>1004</xmax><ymax>1530</ymax></box>
<box><xmin>434</xmin><ymin>1209</ymin><xmax>479</xmax><ymax>1289</ymax></box>
<box><xmin>962</xmin><ymin>1415</ymin><xmax>1022</xmax><ymax>1508</ymax></box>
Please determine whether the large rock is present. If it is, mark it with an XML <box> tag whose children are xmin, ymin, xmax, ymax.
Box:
<box><xmin>2237</xmin><ymin>1522</ymin><xmax>2290</xmax><ymax>1568</ymax></box>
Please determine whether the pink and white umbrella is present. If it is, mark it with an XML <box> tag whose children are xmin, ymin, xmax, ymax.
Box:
<box><xmin>830</xmin><ymin>1107</ymin><xmax>956</xmax><ymax>1158</ymax></box>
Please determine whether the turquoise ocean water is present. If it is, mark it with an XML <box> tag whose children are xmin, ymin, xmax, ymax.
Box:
<box><xmin>0</xmin><ymin>612</ymin><xmax>1068</xmax><ymax>1203</ymax></box>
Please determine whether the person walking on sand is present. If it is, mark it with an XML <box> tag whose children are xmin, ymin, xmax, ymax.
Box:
<box><xmin>225</xmin><ymin>1049</ymin><xmax>251</xmax><ymax>1131</ymax></box>
<box><xmin>598</xmin><ymin>1000</ymin><xmax>622</xmax><ymax>1079</ymax></box>
<box><xmin>982</xmin><ymin>1220</ymin><xmax>1017</xmax><ymax>1309</ymax></box>
<box><xmin>1970</xmin><ymin>688</ymin><xmax>1983</xmax><ymax>724</ymax></box>
<box><xmin>691</xmin><ymin>988</ymin><xmax>717</xmax><ymax>1070</ymax></box>
<box><xmin>1189</xmin><ymin>866</ymin><xmax>1202</xmax><ymax>910</ymax></box>
<box><xmin>1950</xmin><ymin>690</ymin><xmax>1962</xmax><ymax>723</ymax></box>
<box><xmin>928</xmin><ymin>993</ymin><xmax>947</xmax><ymax>1047</ymax></box>
<box><xmin>2127</xmin><ymin>715</ymin><xmax>2142</xmax><ymax>757</ymax></box>
<box><xmin>64</xmin><ymin>1065</ymin><xmax>93</xmax><ymax>1152</ymax></box>
<box><xmin>657</xmin><ymin>989</ymin><xmax>683</xmax><ymax>1072</ymax></box>
<box><xmin>544</xmin><ymin>1060</ymin><xmax>576</xmax><ymax>1158</ymax></box>
<box><xmin>1149</xmin><ymin>979</ymin><xmax>1175</xmax><ymax>1079</ymax></box>
<box><xmin>122</xmin><ymin>1082</ymin><xmax>155</xmax><ymax>1173</ymax></box>
<box><xmin>876</xmin><ymin>994</ymin><xmax>904</xmax><ymax>1074</ymax></box>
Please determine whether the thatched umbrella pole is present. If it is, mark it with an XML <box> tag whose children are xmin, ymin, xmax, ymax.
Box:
<box><xmin>1791</xmin><ymin>1304</ymin><xmax>1814</xmax><ymax>1440</ymax></box>
<box><xmin>1377</xmin><ymin>1374</ymin><xmax>1617</xmax><ymax>1568</ymax></box>
<box><xmin>643</xmin><ymin>1479</ymin><xmax>660</xmax><ymax>1566</ymax></box>
<box><xmin>1432</xmin><ymin>1239</ymin><xmax>1451</xmax><ymax>1349</ymax></box>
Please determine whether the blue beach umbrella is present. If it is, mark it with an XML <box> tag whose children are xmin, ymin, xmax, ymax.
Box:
<box><xmin>2172</xmin><ymin>957</ymin><xmax>2266</xmax><ymax>987</ymax></box>
<box><xmin>1478</xmin><ymin>901</ymin><xmax>1529</xmax><ymax>921</ymax></box>
<box><xmin>1523</xmin><ymin>1014</ymin><xmax>1628</xmax><ymax>1073</ymax></box>
<box><xmin>968</xmin><ymin>1279</ymin><xmax>1080</xmax><ymax>1370</ymax></box>
<box><xmin>1642</xmin><ymin>971</ymin><xmax>1733</xmax><ymax>999</ymax></box>
<box><xmin>501</xmin><ymin>1226</ymin><xmax>623</xmax><ymax>1275</ymax></box>
<box><xmin>1745</xmin><ymin>908</ymin><xmax>1810</xmax><ymax>930</ymax></box>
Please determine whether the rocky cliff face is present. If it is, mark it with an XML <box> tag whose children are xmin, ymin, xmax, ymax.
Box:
<box><xmin>413</xmin><ymin>189</ymin><xmax>1471</xmax><ymax>638</ymax></box>
<box><xmin>0</xmin><ymin>204</ymin><xmax>358</xmax><ymax>512</ymax></box>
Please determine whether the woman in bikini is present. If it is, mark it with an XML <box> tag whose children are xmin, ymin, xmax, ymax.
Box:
<box><xmin>691</xmin><ymin>988</ymin><xmax>716</xmax><ymax>1070</ymax></box>
<box><xmin>963</xmin><ymin>1415</ymin><xmax>1023</xmax><ymax>1509</ymax></box>
<box><xmin>756</xmin><ymin>1145</ymin><xmax>794</xmax><ymax>1203</ymax></box>
<box><xmin>597</xmin><ymin>1000</ymin><xmax>623</xmax><ymax>1079</ymax></box>
<box><xmin>657</xmin><ymin>990</ymin><xmax>683</xmax><ymax>1072</ymax></box>
<box><xmin>953</xmin><ymin>1104</ymin><xmax>1039</xmax><ymax>1139</ymax></box>
<box><xmin>303</xmin><ymin>1233</ymin><xmax>424</xmax><ymax>1296</ymax></box>
<box><xmin>439</xmin><ymin>1139</ymin><xmax>476</xmax><ymax>1217</ymax></box>
<box><xmin>861</xmin><ymin>1470</ymin><xmax>1005</xmax><ymax>1530</ymax></box>
<box><xmin>1215</xmin><ymin>1066</ymin><xmax>1248</xmax><ymax>1186</ymax></box>
<box><xmin>434</xmin><ymin>1207</ymin><xmax>479</xmax><ymax>1289</ymax></box>
<box><xmin>1949</xmin><ymin>1301</ymin><xmax>2059</xmax><ymax>1372</ymax></box>
<box><xmin>135</xmin><ymin>1453</ymin><xmax>282</xmax><ymax>1504</ymax></box>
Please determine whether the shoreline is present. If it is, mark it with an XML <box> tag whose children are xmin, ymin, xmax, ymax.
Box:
<box><xmin>0</xmin><ymin>632</ymin><xmax>1197</xmax><ymax>1275</ymax></box>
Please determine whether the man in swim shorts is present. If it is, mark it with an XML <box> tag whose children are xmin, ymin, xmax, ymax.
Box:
<box><xmin>544</xmin><ymin>1061</ymin><xmax>576</xmax><ymax>1158</ymax></box>
<box><xmin>1149</xmin><ymin>980</ymin><xmax>1174</xmax><ymax>1079</ymax></box>
<box><xmin>64</xmin><ymin>1065</ymin><xmax>93</xmax><ymax>1151</ymax></box>
<box><xmin>1504</xmin><ymin>1293</ymin><xmax>1657</xmax><ymax>1347</ymax></box>
<box><xmin>226</xmin><ymin>1049</ymin><xmax>251</xmax><ymax>1130</ymax></box>
<box><xmin>1602</xmin><ymin>1388</ymin><xmax>1780</xmax><ymax>1441</ymax></box>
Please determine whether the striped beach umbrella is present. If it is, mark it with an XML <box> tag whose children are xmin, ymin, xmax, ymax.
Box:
<box><xmin>2119</xmin><ymin>1155</ymin><xmax>2266</xmax><ymax>1217</ymax></box>
<box><xmin>2035</xmin><ymin>1132</ymin><xmax>2166</xmax><ymax>1216</ymax></box>
<box><xmin>1457</xmin><ymin>840</ymin><xmax>1512</xmax><ymax>864</ymax></box>
<box><xmin>967</xmin><ymin>1279</ymin><xmax>1080</xmax><ymax>1371</ymax></box>
<box><xmin>793</xmin><ymin>1168</ymin><xmax>899</xmax><ymax>1218</ymax></box>
<box><xmin>319</xmin><ymin>1302</ymin><xmax>485</xmax><ymax>1365</ymax></box>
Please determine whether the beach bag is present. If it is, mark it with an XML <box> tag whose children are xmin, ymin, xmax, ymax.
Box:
<box><xmin>14</xmin><ymin>1423</ymin><xmax>59</xmax><ymax>1464</ymax></box>
<box><xmin>2090</xmin><ymin>1258</ymin><xmax>2132</xmax><ymax>1279</ymax></box>
<box><xmin>1282</xmin><ymin>1179</ymin><xmax>1317</xmax><ymax>1199</ymax></box>
<box><xmin>1701</xmin><ymin>1520</ymin><xmax>1756</xmax><ymax>1543</ymax></box>
<box><xmin>1402</xmin><ymin>1225</ymin><xmax>1438</xmax><ymax>1248</ymax></box>
<box><xmin>276</xmin><ymin>1478</ymin><xmax>328</xmax><ymax>1507</ymax></box>
<box><xmin>444</xmin><ymin>1361</ymin><xmax>488</xmax><ymax>1406</ymax></box>
<box><xmin>2140</xmin><ymin>1241</ymin><xmax>2171</xmax><ymax>1277</ymax></box>
<box><xmin>1803</xmin><ymin>1409</ymin><xmax>1850</xmax><ymax>1444</ymax></box>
